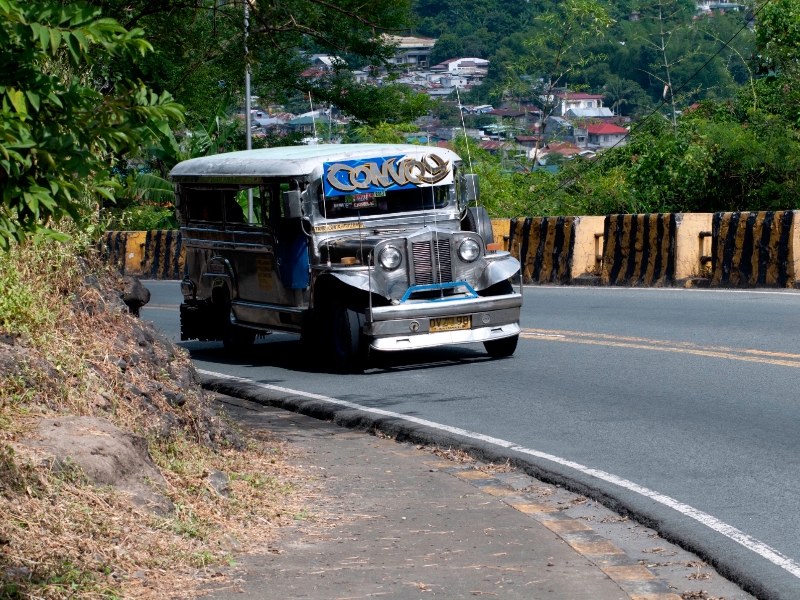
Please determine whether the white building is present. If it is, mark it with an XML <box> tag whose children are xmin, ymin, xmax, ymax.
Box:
<box><xmin>545</xmin><ymin>92</ymin><xmax>607</xmax><ymax>116</ymax></box>
<box><xmin>430</xmin><ymin>57</ymin><xmax>490</xmax><ymax>74</ymax></box>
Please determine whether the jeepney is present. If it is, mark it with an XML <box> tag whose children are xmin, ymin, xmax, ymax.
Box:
<box><xmin>170</xmin><ymin>144</ymin><xmax>522</xmax><ymax>370</ymax></box>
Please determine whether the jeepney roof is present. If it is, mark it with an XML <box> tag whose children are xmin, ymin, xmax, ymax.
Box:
<box><xmin>169</xmin><ymin>143</ymin><xmax>462</xmax><ymax>182</ymax></box>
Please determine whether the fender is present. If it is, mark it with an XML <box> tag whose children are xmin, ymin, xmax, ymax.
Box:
<box><xmin>477</xmin><ymin>252</ymin><xmax>520</xmax><ymax>290</ymax></box>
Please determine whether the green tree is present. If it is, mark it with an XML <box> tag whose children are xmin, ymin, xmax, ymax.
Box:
<box><xmin>92</xmin><ymin>0</ymin><xmax>415</xmax><ymax>126</ymax></box>
<box><xmin>430</xmin><ymin>33</ymin><xmax>464</xmax><ymax>65</ymax></box>
<box><xmin>0</xmin><ymin>0</ymin><xmax>183</xmax><ymax>248</ymax></box>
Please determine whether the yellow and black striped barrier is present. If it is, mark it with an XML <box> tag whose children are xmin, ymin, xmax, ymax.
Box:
<box><xmin>601</xmin><ymin>214</ymin><xmax>676</xmax><ymax>286</ymax></box>
<box><xmin>507</xmin><ymin>217</ymin><xmax>576</xmax><ymax>284</ymax></box>
<box><xmin>99</xmin><ymin>230</ymin><xmax>184</xmax><ymax>280</ymax></box>
<box><xmin>710</xmin><ymin>211</ymin><xmax>796</xmax><ymax>288</ymax></box>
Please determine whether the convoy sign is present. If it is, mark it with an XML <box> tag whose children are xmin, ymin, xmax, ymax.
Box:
<box><xmin>323</xmin><ymin>154</ymin><xmax>452</xmax><ymax>197</ymax></box>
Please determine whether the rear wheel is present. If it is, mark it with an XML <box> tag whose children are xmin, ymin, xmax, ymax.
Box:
<box><xmin>212</xmin><ymin>288</ymin><xmax>256</xmax><ymax>352</ymax></box>
<box><xmin>222</xmin><ymin>326</ymin><xmax>256</xmax><ymax>351</ymax></box>
<box><xmin>484</xmin><ymin>334</ymin><xmax>518</xmax><ymax>357</ymax></box>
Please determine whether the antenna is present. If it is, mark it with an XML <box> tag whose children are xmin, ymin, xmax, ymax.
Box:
<box><xmin>309</xmin><ymin>93</ymin><xmax>317</xmax><ymax>143</ymax></box>
<box><xmin>244</xmin><ymin>0</ymin><xmax>253</xmax><ymax>223</ymax></box>
<box><xmin>368</xmin><ymin>248</ymin><xmax>373</xmax><ymax>323</ymax></box>
<box><xmin>321</xmin><ymin>184</ymin><xmax>332</xmax><ymax>267</ymax></box>
<box><xmin>455</xmin><ymin>86</ymin><xmax>478</xmax><ymax>208</ymax></box>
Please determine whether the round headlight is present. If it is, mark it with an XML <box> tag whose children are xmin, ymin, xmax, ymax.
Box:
<box><xmin>379</xmin><ymin>246</ymin><xmax>402</xmax><ymax>270</ymax></box>
<box><xmin>458</xmin><ymin>238</ymin><xmax>481</xmax><ymax>262</ymax></box>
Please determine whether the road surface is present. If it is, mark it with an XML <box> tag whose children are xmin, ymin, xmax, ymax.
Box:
<box><xmin>142</xmin><ymin>281</ymin><xmax>800</xmax><ymax>596</ymax></box>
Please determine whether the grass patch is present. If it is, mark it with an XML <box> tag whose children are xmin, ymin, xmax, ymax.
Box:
<box><xmin>0</xmin><ymin>235</ymin><xmax>315</xmax><ymax>598</ymax></box>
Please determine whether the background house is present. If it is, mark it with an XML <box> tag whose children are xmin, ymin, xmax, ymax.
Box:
<box><xmin>385</xmin><ymin>36</ymin><xmax>437</xmax><ymax>69</ymax></box>
<box><xmin>586</xmin><ymin>123</ymin><xmax>629</xmax><ymax>148</ymax></box>
<box><xmin>554</xmin><ymin>92</ymin><xmax>607</xmax><ymax>116</ymax></box>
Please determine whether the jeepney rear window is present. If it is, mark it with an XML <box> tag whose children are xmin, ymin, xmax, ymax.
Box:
<box><xmin>319</xmin><ymin>185</ymin><xmax>449</xmax><ymax>219</ymax></box>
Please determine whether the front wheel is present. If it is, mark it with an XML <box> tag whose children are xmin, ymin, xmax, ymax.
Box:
<box><xmin>484</xmin><ymin>334</ymin><xmax>518</xmax><ymax>358</ymax></box>
<box><xmin>330</xmin><ymin>305</ymin><xmax>367</xmax><ymax>372</ymax></box>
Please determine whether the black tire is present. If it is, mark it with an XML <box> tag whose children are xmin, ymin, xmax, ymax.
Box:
<box><xmin>212</xmin><ymin>288</ymin><xmax>256</xmax><ymax>352</ymax></box>
<box><xmin>484</xmin><ymin>334</ymin><xmax>518</xmax><ymax>357</ymax></box>
<box><xmin>330</xmin><ymin>304</ymin><xmax>366</xmax><ymax>372</ymax></box>
<box><xmin>462</xmin><ymin>206</ymin><xmax>495</xmax><ymax>246</ymax></box>
<box><xmin>221</xmin><ymin>326</ymin><xmax>256</xmax><ymax>351</ymax></box>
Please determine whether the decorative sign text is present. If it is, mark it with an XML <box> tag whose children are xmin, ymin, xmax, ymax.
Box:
<box><xmin>323</xmin><ymin>154</ymin><xmax>452</xmax><ymax>197</ymax></box>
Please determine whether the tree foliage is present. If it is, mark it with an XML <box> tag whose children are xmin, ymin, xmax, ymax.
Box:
<box><xmin>0</xmin><ymin>0</ymin><xmax>183</xmax><ymax>248</ymax></box>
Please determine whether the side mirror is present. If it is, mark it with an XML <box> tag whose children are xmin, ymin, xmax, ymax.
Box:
<box><xmin>283</xmin><ymin>190</ymin><xmax>302</xmax><ymax>219</ymax></box>
<box><xmin>460</xmin><ymin>174</ymin><xmax>480</xmax><ymax>208</ymax></box>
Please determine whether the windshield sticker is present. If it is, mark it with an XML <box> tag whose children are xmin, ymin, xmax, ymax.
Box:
<box><xmin>323</xmin><ymin>154</ymin><xmax>452</xmax><ymax>197</ymax></box>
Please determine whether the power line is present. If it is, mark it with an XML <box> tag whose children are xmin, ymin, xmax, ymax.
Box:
<box><xmin>536</xmin><ymin>0</ymin><xmax>772</xmax><ymax>200</ymax></box>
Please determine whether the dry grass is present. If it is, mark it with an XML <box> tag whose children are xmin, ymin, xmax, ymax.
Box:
<box><xmin>431</xmin><ymin>447</ymin><xmax>475</xmax><ymax>464</ymax></box>
<box><xmin>477</xmin><ymin>459</ymin><xmax>515</xmax><ymax>474</ymax></box>
<box><xmin>0</xmin><ymin>237</ymin><xmax>317</xmax><ymax>599</ymax></box>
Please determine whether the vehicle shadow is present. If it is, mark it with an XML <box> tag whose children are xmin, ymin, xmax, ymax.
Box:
<box><xmin>179</xmin><ymin>334</ymin><xmax>500</xmax><ymax>375</ymax></box>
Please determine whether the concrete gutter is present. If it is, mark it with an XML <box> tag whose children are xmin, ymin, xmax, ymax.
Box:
<box><xmin>201</xmin><ymin>372</ymin><xmax>800</xmax><ymax>600</ymax></box>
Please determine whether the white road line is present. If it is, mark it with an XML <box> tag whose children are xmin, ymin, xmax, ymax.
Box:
<box><xmin>200</xmin><ymin>368</ymin><xmax>800</xmax><ymax>579</ymax></box>
<box><xmin>523</xmin><ymin>286</ymin><xmax>800</xmax><ymax>297</ymax></box>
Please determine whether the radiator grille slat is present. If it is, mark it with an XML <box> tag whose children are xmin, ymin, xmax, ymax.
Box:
<box><xmin>411</xmin><ymin>238</ymin><xmax>453</xmax><ymax>285</ymax></box>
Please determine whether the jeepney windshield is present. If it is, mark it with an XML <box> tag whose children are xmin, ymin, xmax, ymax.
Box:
<box><xmin>317</xmin><ymin>184</ymin><xmax>450</xmax><ymax>220</ymax></box>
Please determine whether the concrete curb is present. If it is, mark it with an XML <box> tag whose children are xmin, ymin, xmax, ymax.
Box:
<box><xmin>202</xmin><ymin>374</ymin><xmax>799</xmax><ymax>600</ymax></box>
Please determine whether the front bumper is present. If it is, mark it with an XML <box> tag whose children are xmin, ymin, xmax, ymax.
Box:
<box><xmin>364</xmin><ymin>292</ymin><xmax>522</xmax><ymax>351</ymax></box>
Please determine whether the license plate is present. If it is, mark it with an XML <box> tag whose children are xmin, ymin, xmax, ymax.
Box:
<box><xmin>430</xmin><ymin>315</ymin><xmax>471</xmax><ymax>332</ymax></box>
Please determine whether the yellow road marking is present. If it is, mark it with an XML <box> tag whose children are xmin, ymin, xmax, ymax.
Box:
<box><xmin>521</xmin><ymin>328</ymin><xmax>800</xmax><ymax>369</ymax></box>
<box><xmin>142</xmin><ymin>305</ymin><xmax>179</xmax><ymax>311</ymax></box>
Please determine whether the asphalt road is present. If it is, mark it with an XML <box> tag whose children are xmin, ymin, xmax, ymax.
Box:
<box><xmin>143</xmin><ymin>282</ymin><xmax>800</xmax><ymax>595</ymax></box>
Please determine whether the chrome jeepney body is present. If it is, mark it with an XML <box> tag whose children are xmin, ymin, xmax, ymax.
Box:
<box><xmin>170</xmin><ymin>144</ymin><xmax>521</xmax><ymax>366</ymax></box>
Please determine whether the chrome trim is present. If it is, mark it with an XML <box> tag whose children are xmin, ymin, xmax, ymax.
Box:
<box><xmin>369</xmin><ymin>323</ymin><xmax>520</xmax><ymax>351</ymax></box>
<box><xmin>364</xmin><ymin>307</ymin><xmax>519</xmax><ymax>337</ymax></box>
<box><xmin>367</xmin><ymin>292</ymin><xmax>521</xmax><ymax>322</ymax></box>
<box><xmin>232</xmin><ymin>300</ymin><xmax>305</xmax><ymax>314</ymax></box>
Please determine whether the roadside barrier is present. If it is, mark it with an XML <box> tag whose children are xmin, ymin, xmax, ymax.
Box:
<box><xmin>710</xmin><ymin>211</ymin><xmax>797</xmax><ymax>288</ymax></box>
<box><xmin>99</xmin><ymin>230</ymin><xmax>184</xmax><ymax>279</ymax></box>
<box><xmin>601</xmin><ymin>214</ymin><xmax>676</xmax><ymax>286</ymax></box>
<box><xmin>507</xmin><ymin>217</ymin><xmax>575</xmax><ymax>284</ymax></box>
<box><xmin>103</xmin><ymin>212</ymin><xmax>800</xmax><ymax>287</ymax></box>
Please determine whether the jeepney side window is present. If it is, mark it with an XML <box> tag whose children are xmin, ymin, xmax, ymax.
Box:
<box><xmin>187</xmin><ymin>189</ymin><xmax>223</xmax><ymax>223</ymax></box>
<box><xmin>231</xmin><ymin>187</ymin><xmax>265</xmax><ymax>225</ymax></box>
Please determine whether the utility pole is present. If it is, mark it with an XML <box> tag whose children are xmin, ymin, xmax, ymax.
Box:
<box><xmin>244</xmin><ymin>0</ymin><xmax>254</xmax><ymax>223</ymax></box>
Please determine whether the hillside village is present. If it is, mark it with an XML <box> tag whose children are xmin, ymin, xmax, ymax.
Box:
<box><xmin>242</xmin><ymin>0</ymin><xmax>744</xmax><ymax>169</ymax></box>
<box><xmin>243</xmin><ymin>33</ymin><xmax>639</xmax><ymax>168</ymax></box>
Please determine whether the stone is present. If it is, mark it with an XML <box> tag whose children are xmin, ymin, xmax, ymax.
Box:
<box><xmin>206</xmin><ymin>469</ymin><xmax>230</xmax><ymax>497</ymax></box>
<box><xmin>25</xmin><ymin>416</ymin><xmax>173</xmax><ymax>514</ymax></box>
<box><xmin>120</xmin><ymin>277</ymin><xmax>151</xmax><ymax>317</ymax></box>
<box><xmin>163</xmin><ymin>390</ymin><xmax>186</xmax><ymax>407</ymax></box>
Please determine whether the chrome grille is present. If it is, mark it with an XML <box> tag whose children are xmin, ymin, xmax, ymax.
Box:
<box><xmin>411</xmin><ymin>238</ymin><xmax>453</xmax><ymax>285</ymax></box>
<box><xmin>435</xmin><ymin>239</ymin><xmax>453</xmax><ymax>283</ymax></box>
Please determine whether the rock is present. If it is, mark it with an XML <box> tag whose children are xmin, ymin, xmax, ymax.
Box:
<box><xmin>206</xmin><ymin>469</ymin><xmax>230</xmax><ymax>497</ymax></box>
<box><xmin>220</xmin><ymin>533</ymin><xmax>239</xmax><ymax>552</ymax></box>
<box><xmin>126</xmin><ymin>385</ymin><xmax>151</xmax><ymax>400</ymax></box>
<box><xmin>163</xmin><ymin>390</ymin><xmax>186</xmax><ymax>407</ymax></box>
<box><xmin>121</xmin><ymin>277</ymin><xmax>151</xmax><ymax>317</ymax></box>
<box><xmin>25</xmin><ymin>416</ymin><xmax>173</xmax><ymax>514</ymax></box>
<box><xmin>0</xmin><ymin>342</ymin><xmax>58</xmax><ymax>384</ymax></box>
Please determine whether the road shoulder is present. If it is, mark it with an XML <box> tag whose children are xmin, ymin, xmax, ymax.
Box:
<box><xmin>205</xmin><ymin>393</ymin><xmax>726</xmax><ymax>600</ymax></box>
